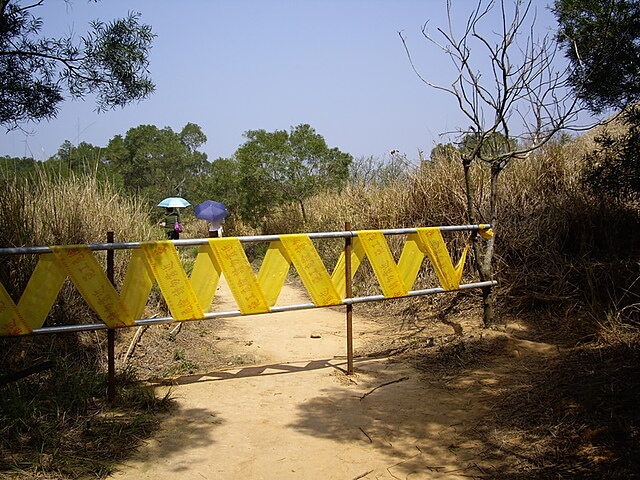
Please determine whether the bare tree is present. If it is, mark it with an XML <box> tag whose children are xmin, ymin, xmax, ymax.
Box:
<box><xmin>400</xmin><ymin>0</ymin><xmax>591</xmax><ymax>326</ymax></box>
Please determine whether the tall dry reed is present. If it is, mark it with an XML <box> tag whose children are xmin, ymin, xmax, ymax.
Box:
<box><xmin>265</xmin><ymin>137</ymin><xmax>639</xmax><ymax>325</ymax></box>
<box><xmin>0</xmin><ymin>169</ymin><xmax>156</xmax><ymax>289</ymax></box>
<box><xmin>0</xmin><ymin>170</ymin><xmax>161</xmax><ymax>370</ymax></box>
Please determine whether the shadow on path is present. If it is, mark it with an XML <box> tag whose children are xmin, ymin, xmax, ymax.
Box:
<box><xmin>148</xmin><ymin>356</ymin><xmax>388</xmax><ymax>385</ymax></box>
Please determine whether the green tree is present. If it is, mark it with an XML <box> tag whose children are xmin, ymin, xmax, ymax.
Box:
<box><xmin>429</xmin><ymin>143</ymin><xmax>460</xmax><ymax>163</ymax></box>
<box><xmin>430</xmin><ymin>132</ymin><xmax>518</xmax><ymax>164</ymax></box>
<box><xmin>235</xmin><ymin>124</ymin><xmax>352</xmax><ymax>225</ymax></box>
<box><xmin>458</xmin><ymin>132</ymin><xmax>518</xmax><ymax>161</ymax></box>
<box><xmin>0</xmin><ymin>0</ymin><xmax>155</xmax><ymax>128</ymax></box>
<box><xmin>555</xmin><ymin>0</ymin><xmax>640</xmax><ymax>199</ymax></box>
<box><xmin>46</xmin><ymin>140</ymin><xmax>105</xmax><ymax>175</ymax></box>
<box><xmin>583</xmin><ymin>106</ymin><xmax>640</xmax><ymax>200</ymax></box>
<box><xmin>191</xmin><ymin>157</ymin><xmax>241</xmax><ymax>210</ymax></box>
<box><xmin>554</xmin><ymin>0</ymin><xmax>640</xmax><ymax>114</ymax></box>
<box><xmin>104</xmin><ymin>123</ymin><xmax>209</xmax><ymax>203</ymax></box>
<box><xmin>180</xmin><ymin>122</ymin><xmax>208</xmax><ymax>153</ymax></box>
<box><xmin>0</xmin><ymin>154</ymin><xmax>36</xmax><ymax>174</ymax></box>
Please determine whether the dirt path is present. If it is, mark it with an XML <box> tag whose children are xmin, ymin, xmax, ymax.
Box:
<box><xmin>110</xmin><ymin>279</ymin><xmax>555</xmax><ymax>480</ymax></box>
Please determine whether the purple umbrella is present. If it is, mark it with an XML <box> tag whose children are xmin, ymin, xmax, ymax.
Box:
<box><xmin>194</xmin><ymin>200</ymin><xmax>229</xmax><ymax>222</ymax></box>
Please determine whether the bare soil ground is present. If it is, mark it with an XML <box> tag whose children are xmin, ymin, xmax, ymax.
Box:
<box><xmin>108</xmin><ymin>278</ymin><xmax>639</xmax><ymax>479</ymax></box>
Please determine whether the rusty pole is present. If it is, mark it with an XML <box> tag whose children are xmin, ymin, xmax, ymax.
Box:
<box><xmin>106</xmin><ymin>231</ymin><xmax>115</xmax><ymax>402</ymax></box>
<box><xmin>345</xmin><ymin>222</ymin><xmax>353</xmax><ymax>375</ymax></box>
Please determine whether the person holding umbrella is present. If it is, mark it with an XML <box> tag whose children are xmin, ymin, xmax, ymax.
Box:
<box><xmin>160</xmin><ymin>207</ymin><xmax>181</xmax><ymax>239</ymax></box>
<box><xmin>194</xmin><ymin>200</ymin><xmax>229</xmax><ymax>238</ymax></box>
<box><xmin>157</xmin><ymin>197</ymin><xmax>190</xmax><ymax>239</ymax></box>
<box><xmin>208</xmin><ymin>218</ymin><xmax>224</xmax><ymax>238</ymax></box>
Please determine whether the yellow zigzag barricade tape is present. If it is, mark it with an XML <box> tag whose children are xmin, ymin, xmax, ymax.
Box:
<box><xmin>331</xmin><ymin>228</ymin><xmax>470</xmax><ymax>296</ymax></box>
<box><xmin>207</xmin><ymin>238</ymin><xmax>269</xmax><ymax>314</ymax></box>
<box><xmin>0</xmin><ymin>283</ymin><xmax>30</xmax><ymax>336</ymax></box>
<box><xmin>279</xmin><ymin>235</ymin><xmax>342</xmax><ymax>306</ymax></box>
<box><xmin>0</xmin><ymin>227</ymin><xmax>489</xmax><ymax>336</ymax></box>
<box><xmin>140</xmin><ymin>242</ymin><xmax>205</xmax><ymax>320</ymax></box>
<box><xmin>51</xmin><ymin>245</ymin><xmax>135</xmax><ymax>328</ymax></box>
<box><xmin>357</xmin><ymin>230</ymin><xmax>409</xmax><ymax>297</ymax></box>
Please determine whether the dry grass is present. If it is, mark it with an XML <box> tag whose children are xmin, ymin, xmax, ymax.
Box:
<box><xmin>0</xmin><ymin>169</ymin><xmax>158</xmax><ymax>295</ymax></box>
<box><xmin>284</xmin><ymin>135</ymin><xmax>640</xmax><ymax>327</ymax></box>
<box><xmin>0</xmin><ymin>171</ymin><xmax>174</xmax><ymax>479</ymax></box>
<box><xmin>1</xmin><ymin>169</ymin><xmax>156</xmax><ymax>247</ymax></box>
<box><xmin>1</xmin><ymin>128</ymin><xmax>639</xmax><ymax>478</ymax></box>
<box><xmin>475</xmin><ymin>343</ymin><xmax>640</xmax><ymax>479</ymax></box>
<box><xmin>0</xmin><ymin>361</ymin><xmax>174</xmax><ymax>479</ymax></box>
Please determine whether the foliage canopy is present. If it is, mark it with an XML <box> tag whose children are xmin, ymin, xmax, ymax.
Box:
<box><xmin>554</xmin><ymin>0</ymin><xmax>640</xmax><ymax>114</ymax></box>
<box><xmin>104</xmin><ymin>123</ymin><xmax>209</xmax><ymax>203</ymax></box>
<box><xmin>0</xmin><ymin>0</ymin><xmax>155</xmax><ymax>129</ymax></box>
<box><xmin>554</xmin><ymin>0</ymin><xmax>640</xmax><ymax>198</ymax></box>
<box><xmin>235</xmin><ymin>124</ymin><xmax>352</xmax><ymax>225</ymax></box>
<box><xmin>583</xmin><ymin>106</ymin><xmax>640</xmax><ymax>200</ymax></box>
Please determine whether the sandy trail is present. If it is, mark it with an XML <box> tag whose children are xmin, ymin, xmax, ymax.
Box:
<box><xmin>109</xmin><ymin>279</ymin><xmax>531</xmax><ymax>480</ymax></box>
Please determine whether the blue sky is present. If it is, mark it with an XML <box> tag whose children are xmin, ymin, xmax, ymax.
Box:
<box><xmin>3</xmin><ymin>0</ymin><xmax>560</xmax><ymax>163</ymax></box>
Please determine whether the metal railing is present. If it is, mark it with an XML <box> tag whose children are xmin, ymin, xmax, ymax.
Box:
<box><xmin>1</xmin><ymin>224</ymin><xmax>496</xmax><ymax>387</ymax></box>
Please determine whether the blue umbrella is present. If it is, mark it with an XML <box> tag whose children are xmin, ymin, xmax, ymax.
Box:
<box><xmin>194</xmin><ymin>200</ymin><xmax>229</xmax><ymax>222</ymax></box>
<box><xmin>158</xmin><ymin>197</ymin><xmax>191</xmax><ymax>208</ymax></box>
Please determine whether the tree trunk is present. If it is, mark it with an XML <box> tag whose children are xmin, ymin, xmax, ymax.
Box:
<box><xmin>463</xmin><ymin>158</ymin><xmax>497</xmax><ymax>327</ymax></box>
<box><xmin>299</xmin><ymin>200</ymin><xmax>307</xmax><ymax>224</ymax></box>
<box><xmin>463</xmin><ymin>160</ymin><xmax>475</xmax><ymax>225</ymax></box>
<box><xmin>478</xmin><ymin>165</ymin><xmax>501</xmax><ymax>327</ymax></box>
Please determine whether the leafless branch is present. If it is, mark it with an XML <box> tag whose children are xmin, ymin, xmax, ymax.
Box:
<box><xmin>400</xmin><ymin>0</ymin><xmax>602</xmax><ymax>325</ymax></box>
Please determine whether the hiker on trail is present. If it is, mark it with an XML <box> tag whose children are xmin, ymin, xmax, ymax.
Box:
<box><xmin>208</xmin><ymin>218</ymin><xmax>224</xmax><ymax>238</ymax></box>
<box><xmin>160</xmin><ymin>207</ymin><xmax>182</xmax><ymax>240</ymax></box>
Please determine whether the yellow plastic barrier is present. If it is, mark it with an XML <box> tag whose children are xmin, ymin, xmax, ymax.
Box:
<box><xmin>0</xmin><ymin>227</ymin><xmax>491</xmax><ymax>336</ymax></box>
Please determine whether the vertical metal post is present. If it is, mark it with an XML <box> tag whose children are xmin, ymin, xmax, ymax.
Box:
<box><xmin>345</xmin><ymin>222</ymin><xmax>354</xmax><ymax>375</ymax></box>
<box><xmin>106</xmin><ymin>231</ymin><xmax>115</xmax><ymax>402</ymax></box>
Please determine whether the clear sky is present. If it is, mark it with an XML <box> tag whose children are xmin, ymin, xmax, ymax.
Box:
<box><xmin>2</xmin><ymin>0</ymin><xmax>560</xmax><ymax>163</ymax></box>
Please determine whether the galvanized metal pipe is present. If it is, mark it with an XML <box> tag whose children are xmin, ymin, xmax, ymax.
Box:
<box><xmin>0</xmin><ymin>224</ymin><xmax>491</xmax><ymax>256</ymax></box>
<box><xmin>29</xmin><ymin>280</ymin><xmax>498</xmax><ymax>335</ymax></box>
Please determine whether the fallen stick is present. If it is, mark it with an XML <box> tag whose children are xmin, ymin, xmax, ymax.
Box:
<box><xmin>359</xmin><ymin>376</ymin><xmax>409</xmax><ymax>401</ymax></box>
<box><xmin>169</xmin><ymin>321</ymin><xmax>182</xmax><ymax>339</ymax></box>
<box><xmin>352</xmin><ymin>470</ymin><xmax>374</xmax><ymax>480</ymax></box>
<box><xmin>0</xmin><ymin>360</ymin><xmax>54</xmax><ymax>386</ymax></box>
<box><xmin>359</xmin><ymin>427</ymin><xmax>372</xmax><ymax>443</ymax></box>
<box><xmin>123</xmin><ymin>325</ymin><xmax>148</xmax><ymax>364</ymax></box>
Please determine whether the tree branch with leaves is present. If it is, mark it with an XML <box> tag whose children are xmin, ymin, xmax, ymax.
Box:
<box><xmin>0</xmin><ymin>0</ymin><xmax>155</xmax><ymax>129</ymax></box>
